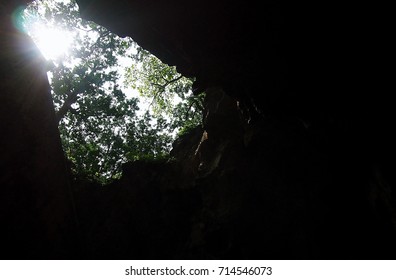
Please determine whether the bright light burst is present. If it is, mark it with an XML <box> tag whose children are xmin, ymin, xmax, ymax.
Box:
<box><xmin>22</xmin><ymin>0</ymin><xmax>74</xmax><ymax>61</ymax></box>
<box><xmin>30</xmin><ymin>24</ymin><xmax>73</xmax><ymax>60</ymax></box>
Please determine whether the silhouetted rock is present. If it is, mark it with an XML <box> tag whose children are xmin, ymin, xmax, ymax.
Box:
<box><xmin>0</xmin><ymin>1</ymin><xmax>78</xmax><ymax>259</ymax></box>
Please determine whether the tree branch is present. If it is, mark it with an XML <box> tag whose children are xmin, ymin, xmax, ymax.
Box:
<box><xmin>150</xmin><ymin>74</ymin><xmax>183</xmax><ymax>92</ymax></box>
<box><xmin>55</xmin><ymin>90</ymin><xmax>79</xmax><ymax>124</ymax></box>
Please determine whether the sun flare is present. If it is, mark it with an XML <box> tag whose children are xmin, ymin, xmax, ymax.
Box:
<box><xmin>31</xmin><ymin>25</ymin><xmax>73</xmax><ymax>60</ymax></box>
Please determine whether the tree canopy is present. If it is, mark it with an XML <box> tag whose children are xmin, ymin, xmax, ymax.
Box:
<box><xmin>23</xmin><ymin>0</ymin><xmax>203</xmax><ymax>184</ymax></box>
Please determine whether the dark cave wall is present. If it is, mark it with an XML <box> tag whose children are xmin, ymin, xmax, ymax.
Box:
<box><xmin>0</xmin><ymin>1</ymin><xmax>77</xmax><ymax>258</ymax></box>
<box><xmin>74</xmin><ymin>0</ymin><xmax>396</xmax><ymax>259</ymax></box>
<box><xmin>72</xmin><ymin>87</ymin><xmax>396</xmax><ymax>259</ymax></box>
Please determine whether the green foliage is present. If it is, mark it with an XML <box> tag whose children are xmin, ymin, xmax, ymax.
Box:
<box><xmin>23</xmin><ymin>0</ymin><xmax>203</xmax><ymax>184</ymax></box>
<box><xmin>124</xmin><ymin>112</ymin><xmax>173</xmax><ymax>162</ymax></box>
<box><xmin>125</xmin><ymin>47</ymin><xmax>204</xmax><ymax>135</ymax></box>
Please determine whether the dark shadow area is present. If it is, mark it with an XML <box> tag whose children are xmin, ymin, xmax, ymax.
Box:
<box><xmin>1</xmin><ymin>0</ymin><xmax>394</xmax><ymax>259</ymax></box>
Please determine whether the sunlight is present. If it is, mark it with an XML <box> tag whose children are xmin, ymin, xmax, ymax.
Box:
<box><xmin>31</xmin><ymin>25</ymin><xmax>73</xmax><ymax>60</ymax></box>
<box><xmin>22</xmin><ymin>0</ymin><xmax>74</xmax><ymax>61</ymax></box>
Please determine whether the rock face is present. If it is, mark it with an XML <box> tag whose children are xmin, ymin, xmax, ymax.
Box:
<box><xmin>72</xmin><ymin>86</ymin><xmax>396</xmax><ymax>259</ymax></box>
<box><xmin>0</xmin><ymin>1</ymin><xmax>78</xmax><ymax>258</ymax></box>
<box><xmin>73</xmin><ymin>0</ymin><xmax>396</xmax><ymax>259</ymax></box>
<box><xmin>0</xmin><ymin>0</ymin><xmax>394</xmax><ymax>259</ymax></box>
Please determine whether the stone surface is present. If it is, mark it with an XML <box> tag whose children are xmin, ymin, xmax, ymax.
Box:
<box><xmin>72</xmin><ymin>86</ymin><xmax>396</xmax><ymax>259</ymax></box>
<box><xmin>0</xmin><ymin>1</ymin><xmax>78</xmax><ymax>259</ymax></box>
<box><xmin>74</xmin><ymin>0</ymin><xmax>396</xmax><ymax>259</ymax></box>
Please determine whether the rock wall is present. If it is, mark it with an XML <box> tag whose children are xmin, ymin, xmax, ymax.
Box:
<box><xmin>0</xmin><ymin>1</ymin><xmax>78</xmax><ymax>259</ymax></box>
<box><xmin>74</xmin><ymin>0</ymin><xmax>396</xmax><ymax>259</ymax></box>
<box><xmin>71</xmin><ymin>86</ymin><xmax>396</xmax><ymax>259</ymax></box>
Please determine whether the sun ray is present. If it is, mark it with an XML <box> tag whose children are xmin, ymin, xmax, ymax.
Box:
<box><xmin>30</xmin><ymin>24</ymin><xmax>73</xmax><ymax>60</ymax></box>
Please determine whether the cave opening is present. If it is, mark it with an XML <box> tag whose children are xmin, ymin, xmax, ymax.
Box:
<box><xmin>20</xmin><ymin>0</ymin><xmax>204</xmax><ymax>184</ymax></box>
<box><xmin>3</xmin><ymin>0</ymin><xmax>396</xmax><ymax>262</ymax></box>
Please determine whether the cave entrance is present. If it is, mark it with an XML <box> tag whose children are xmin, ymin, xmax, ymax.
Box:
<box><xmin>21</xmin><ymin>0</ymin><xmax>204</xmax><ymax>184</ymax></box>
